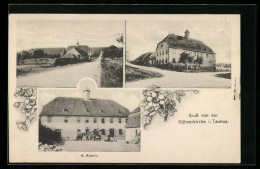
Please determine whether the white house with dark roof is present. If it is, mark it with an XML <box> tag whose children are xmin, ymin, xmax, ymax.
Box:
<box><xmin>125</xmin><ymin>107</ymin><xmax>141</xmax><ymax>142</ymax></box>
<box><xmin>152</xmin><ymin>29</ymin><xmax>216</xmax><ymax>68</ymax></box>
<box><xmin>40</xmin><ymin>86</ymin><xmax>130</xmax><ymax>141</ymax></box>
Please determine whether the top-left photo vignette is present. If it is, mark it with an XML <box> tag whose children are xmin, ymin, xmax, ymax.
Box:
<box><xmin>13</xmin><ymin>18</ymin><xmax>125</xmax><ymax>88</ymax></box>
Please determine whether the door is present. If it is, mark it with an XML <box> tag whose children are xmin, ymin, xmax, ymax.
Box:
<box><xmin>85</xmin><ymin>128</ymin><xmax>90</xmax><ymax>134</ymax></box>
<box><xmin>109</xmin><ymin>129</ymin><xmax>114</xmax><ymax>137</ymax></box>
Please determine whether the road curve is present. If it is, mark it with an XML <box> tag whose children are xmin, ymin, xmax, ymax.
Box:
<box><xmin>126</xmin><ymin>62</ymin><xmax>231</xmax><ymax>88</ymax></box>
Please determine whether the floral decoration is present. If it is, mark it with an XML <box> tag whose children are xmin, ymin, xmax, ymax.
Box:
<box><xmin>14</xmin><ymin>87</ymin><xmax>37</xmax><ymax>131</ymax></box>
<box><xmin>140</xmin><ymin>85</ymin><xmax>199</xmax><ymax>128</ymax></box>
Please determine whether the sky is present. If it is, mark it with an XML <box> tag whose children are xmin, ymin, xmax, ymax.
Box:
<box><xmin>126</xmin><ymin>16</ymin><xmax>231</xmax><ymax>64</ymax></box>
<box><xmin>17</xmin><ymin>20</ymin><xmax>124</xmax><ymax>52</ymax></box>
<box><xmin>38</xmin><ymin>79</ymin><xmax>141</xmax><ymax>114</ymax></box>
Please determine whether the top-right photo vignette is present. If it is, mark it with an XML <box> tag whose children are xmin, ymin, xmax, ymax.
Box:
<box><xmin>125</xmin><ymin>15</ymin><xmax>232</xmax><ymax>88</ymax></box>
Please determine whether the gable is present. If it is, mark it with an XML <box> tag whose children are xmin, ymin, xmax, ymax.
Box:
<box><xmin>66</xmin><ymin>48</ymin><xmax>81</xmax><ymax>56</ymax></box>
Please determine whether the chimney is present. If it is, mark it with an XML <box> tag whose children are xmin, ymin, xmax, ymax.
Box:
<box><xmin>184</xmin><ymin>29</ymin><xmax>190</xmax><ymax>40</ymax></box>
<box><xmin>83</xmin><ymin>86</ymin><xmax>91</xmax><ymax>101</ymax></box>
<box><xmin>77</xmin><ymin>42</ymin><xmax>79</xmax><ymax>47</ymax></box>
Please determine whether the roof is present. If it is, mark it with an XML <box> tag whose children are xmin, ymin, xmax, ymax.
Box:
<box><xmin>74</xmin><ymin>48</ymin><xmax>89</xmax><ymax>56</ymax></box>
<box><xmin>40</xmin><ymin>97</ymin><xmax>130</xmax><ymax>117</ymax></box>
<box><xmin>150</xmin><ymin>52</ymin><xmax>157</xmax><ymax>58</ymax></box>
<box><xmin>59</xmin><ymin>53</ymin><xmax>78</xmax><ymax>59</ymax></box>
<box><xmin>132</xmin><ymin>52</ymin><xmax>152</xmax><ymax>64</ymax></box>
<box><xmin>158</xmin><ymin>34</ymin><xmax>215</xmax><ymax>54</ymax></box>
<box><xmin>35</xmin><ymin>48</ymin><xmax>66</xmax><ymax>56</ymax></box>
<box><xmin>67</xmin><ymin>45</ymin><xmax>92</xmax><ymax>54</ymax></box>
<box><xmin>125</xmin><ymin>107</ymin><xmax>141</xmax><ymax>128</ymax></box>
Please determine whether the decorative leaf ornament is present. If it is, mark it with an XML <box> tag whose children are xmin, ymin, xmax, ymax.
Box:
<box><xmin>13</xmin><ymin>87</ymin><xmax>37</xmax><ymax>131</ymax></box>
<box><xmin>140</xmin><ymin>85</ymin><xmax>199</xmax><ymax>128</ymax></box>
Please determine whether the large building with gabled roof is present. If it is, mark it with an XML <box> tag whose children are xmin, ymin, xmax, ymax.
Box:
<box><xmin>40</xmin><ymin>86</ymin><xmax>130</xmax><ymax>141</ymax></box>
<box><xmin>152</xmin><ymin>29</ymin><xmax>216</xmax><ymax>68</ymax></box>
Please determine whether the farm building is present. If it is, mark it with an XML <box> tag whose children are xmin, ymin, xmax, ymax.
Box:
<box><xmin>54</xmin><ymin>53</ymin><xmax>80</xmax><ymax>66</ymax></box>
<box><xmin>55</xmin><ymin>43</ymin><xmax>93</xmax><ymax>65</ymax></box>
<box><xmin>125</xmin><ymin>107</ymin><xmax>141</xmax><ymax>143</ymax></box>
<box><xmin>67</xmin><ymin>42</ymin><xmax>93</xmax><ymax>58</ymax></box>
<box><xmin>40</xmin><ymin>86</ymin><xmax>130</xmax><ymax>141</ymax></box>
<box><xmin>152</xmin><ymin>29</ymin><xmax>216</xmax><ymax>70</ymax></box>
<box><xmin>131</xmin><ymin>52</ymin><xmax>153</xmax><ymax>66</ymax></box>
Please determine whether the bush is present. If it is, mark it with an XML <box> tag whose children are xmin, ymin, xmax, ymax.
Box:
<box><xmin>18</xmin><ymin>58</ymin><xmax>56</xmax><ymax>65</ymax></box>
<box><xmin>39</xmin><ymin>121</ymin><xmax>62</xmax><ymax>145</ymax></box>
<box><xmin>100</xmin><ymin>59</ymin><xmax>123</xmax><ymax>87</ymax></box>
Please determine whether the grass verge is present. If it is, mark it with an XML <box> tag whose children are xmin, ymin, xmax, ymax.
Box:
<box><xmin>100</xmin><ymin>59</ymin><xmax>123</xmax><ymax>87</ymax></box>
<box><xmin>126</xmin><ymin>65</ymin><xmax>163</xmax><ymax>82</ymax></box>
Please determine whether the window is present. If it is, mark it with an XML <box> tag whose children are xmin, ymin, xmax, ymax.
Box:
<box><xmin>110</xmin><ymin>118</ymin><xmax>113</xmax><ymax>123</ymax></box>
<box><xmin>47</xmin><ymin>116</ymin><xmax>52</xmax><ymax>123</ymax></box>
<box><xmin>126</xmin><ymin>118</ymin><xmax>128</xmax><ymax>123</ymax></box>
<box><xmin>94</xmin><ymin>118</ymin><xmax>97</xmax><ymax>123</ymax></box>
<box><xmin>85</xmin><ymin>118</ymin><xmax>89</xmax><ymax>123</ymax></box>
<box><xmin>101</xmin><ymin>118</ymin><xmax>105</xmax><ymax>124</ymax></box>
<box><xmin>161</xmin><ymin>44</ymin><xmax>163</xmax><ymax>47</ymax></box>
<box><xmin>165</xmin><ymin>58</ymin><xmax>168</xmax><ymax>63</ymax></box>
<box><xmin>166</xmin><ymin>50</ymin><xmax>168</xmax><ymax>54</ymax></box>
<box><xmin>77</xmin><ymin>129</ymin><xmax>81</xmax><ymax>132</ymax></box>
<box><xmin>119</xmin><ymin>118</ymin><xmax>121</xmax><ymax>123</ymax></box>
<box><xmin>162</xmin><ymin>51</ymin><xmax>164</xmax><ymax>55</ymax></box>
<box><xmin>172</xmin><ymin>58</ymin><xmax>176</xmax><ymax>63</ymax></box>
<box><xmin>101</xmin><ymin>129</ymin><xmax>106</xmax><ymax>135</ymax></box>
<box><xmin>119</xmin><ymin>129</ymin><xmax>123</xmax><ymax>135</ymax></box>
<box><xmin>64</xmin><ymin>118</ymin><xmax>68</xmax><ymax>123</ymax></box>
<box><xmin>77</xmin><ymin>117</ymin><xmax>81</xmax><ymax>123</ymax></box>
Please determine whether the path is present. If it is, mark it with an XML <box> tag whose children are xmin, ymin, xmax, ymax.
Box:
<box><xmin>62</xmin><ymin>140</ymin><xmax>140</xmax><ymax>152</ymax></box>
<box><xmin>126</xmin><ymin>62</ymin><xmax>231</xmax><ymax>88</ymax></box>
<box><xmin>17</xmin><ymin>52</ymin><xmax>102</xmax><ymax>88</ymax></box>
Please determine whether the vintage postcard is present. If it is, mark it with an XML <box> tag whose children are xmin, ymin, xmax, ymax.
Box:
<box><xmin>8</xmin><ymin>14</ymin><xmax>240</xmax><ymax>163</ymax></box>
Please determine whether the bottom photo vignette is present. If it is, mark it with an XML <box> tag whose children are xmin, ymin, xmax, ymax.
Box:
<box><xmin>38</xmin><ymin>79</ymin><xmax>141</xmax><ymax>152</ymax></box>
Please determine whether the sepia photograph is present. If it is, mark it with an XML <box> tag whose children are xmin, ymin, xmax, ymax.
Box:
<box><xmin>16</xmin><ymin>20</ymin><xmax>124</xmax><ymax>88</ymax></box>
<box><xmin>125</xmin><ymin>16</ymin><xmax>232</xmax><ymax>88</ymax></box>
<box><xmin>38</xmin><ymin>79</ymin><xmax>141</xmax><ymax>152</ymax></box>
<box><xmin>8</xmin><ymin>13</ymin><xmax>243</xmax><ymax>163</ymax></box>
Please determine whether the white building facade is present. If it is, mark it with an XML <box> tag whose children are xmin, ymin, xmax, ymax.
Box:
<box><xmin>153</xmin><ymin>30</ymin><xmax>216</xmax><ymax>68</ymax></box>
<box><xmin>125</xmin><ymin>107</ymin><xmax>141</xmax><ymax>143</ymax></box>
<box><xmin>40</xmin><ymin>87</ymin><xmax>130</xmax><ymax>141</ymax></box>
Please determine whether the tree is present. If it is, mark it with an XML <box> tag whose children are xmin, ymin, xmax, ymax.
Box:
<box><xmin>17</xmin><ymin>50</ymin><xmax>32</xmax><ymax>64</ymax></box>
<box><xmin>116</xmin><ymin>33</ymin><xmax>124</xmax><ymax>44</ymax></box>
<box><xmin>32</xmin><ymin>49</ymin><xmax>45</xmax><ymax>58</ymax></box>
<box><xmin>179</xmin><ymin>52</ymin><xmax>193</xmax><ymax>71</ymax></box>
<box><xmin>194</xmin><ymin>56</ymin><xmax>203</xmax><ymax>72</ymax></box>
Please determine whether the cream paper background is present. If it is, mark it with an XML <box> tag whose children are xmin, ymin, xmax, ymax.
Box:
<box><xmin>8</xmin><ymin>14</ymin><xmax>240</xmax><ymax>163</ymax></box>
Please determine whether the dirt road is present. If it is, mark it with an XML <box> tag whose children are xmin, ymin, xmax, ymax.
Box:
<box><xmin>125</xmin><ymin>62</ymin><xmax>231</xmax><ymax>88</ymax></box>
<box><xmin>17</xmin><ymin>52</ymin><xmax>102</xmax><ymax>88</ymax></box>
